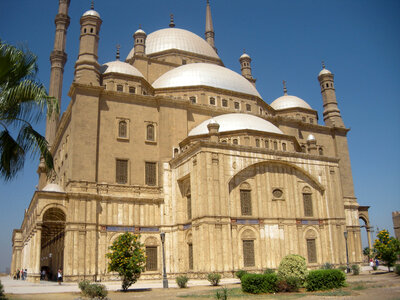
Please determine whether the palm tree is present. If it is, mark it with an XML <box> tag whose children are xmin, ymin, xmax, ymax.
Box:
<box><xmin>0</xmin><ymin>41</ymin><xmax>58</xmax><ymax>181</ymax></box>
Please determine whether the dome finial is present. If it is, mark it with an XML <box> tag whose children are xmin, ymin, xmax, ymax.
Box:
<box><xmin>116</xmin><ymin>44</ymin><xmax>120</xmax><ymax>61</ymax></box>
<box><xmin>139</xmin><ymin>24</ymin><xmax>142</xmax><ymax>29</ymax></box>
<box><xmin>91</xmin><ymin>0</ymin><xmax>94</xmax><ymax>10</ymax></box>
<box><xmin>169</xmin><ymin>14</ymin><xmax>175</xmax><ymax>28</ymax></box>
<box><xmin>322</xmin><ymin>60</ymin><xmax>326</xmax><ymax>69</ymax></box>
<box><xmin>283</xmin><ymin>80</ymin><xmax>287</xmax><ymax>95</ymax></box>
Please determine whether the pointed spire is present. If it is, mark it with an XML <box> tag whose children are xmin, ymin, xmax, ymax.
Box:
<box><xmin>116</xmin><ymin>44</ymin><xmax>120</xmax><ymax>60</ymax></box>
<box><xmin>91</xmin><ymin>0</ymin><xmax>94</xmax><ymax>10</ymax></box>
<box><xmin>169</xmin><ymin>14</ymin><xmax>175</xmax><ymax>28</ymax></box>
<box><xmin>206</xmin><ymin>0</ymin><xmax>214</xmax><ymax>33</ymax></box>
<box><xmin>322</xmin><ymin>60</ymin><xmax>326</xmax><ymax>69</ymax></box>
<box><xmin>283</xmin><ymin>80</ymin><xmax>287</xmax><ymax>95</ymax></box>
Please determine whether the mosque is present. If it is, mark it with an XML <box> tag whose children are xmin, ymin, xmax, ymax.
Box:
<box><xmin>11</xmin><ymin>0</ymin><xmax>371</xmax><ymax>282</ymax></box>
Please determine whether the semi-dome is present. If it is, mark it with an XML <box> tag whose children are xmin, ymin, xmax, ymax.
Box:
<box><xmin>42</xmin><ymin>183</ymin><xmax>65</xmax><ymax>193</ymax></box>
<box><xmin>189</xmin><ymin>113</ymin><xmax>283</xmax><ymax>136</ymax></box>
<box><xmin>82</xmin><ymin>9</ymin><xmax>100</xmax><ymax>18</ymax></box>
<box><xmin>100</xmin><ymin>60</ymin><xmax>144</xmax><ymax>78</ymax></box>
<box><xmin>270</xmin><ymin>95</ymin><xmax>312</xmax><ymax>110</ymax></box>
<box><xmin>152</xmin><ymin>63</ymin><xmax>262</xmax><ymax>98</ymax></box>
<box><xmin>127</xmin><ymin>28</ymin><xmax>219</xmax><ymax>60</ymax></box>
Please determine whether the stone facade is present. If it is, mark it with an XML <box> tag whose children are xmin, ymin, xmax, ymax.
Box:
<box><xmin>393</xmin><ymin>212</ymin><xmax>400</xmax><ymax>240</ymax></box>
<box><xmin>11</xmin><ymin>1</ymin><xmax>368</xmax><ymax>282</ymax></box>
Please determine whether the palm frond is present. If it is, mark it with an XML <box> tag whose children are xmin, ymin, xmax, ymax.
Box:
<box><xmin>0</xmin><ymin>129</ymin><xmax>25</xmax><ymax>181</ymax></box>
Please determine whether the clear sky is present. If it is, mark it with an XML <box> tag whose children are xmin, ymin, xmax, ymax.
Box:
<box><xmin>0</xmin><ymin>0</ymin><xmax>399</xmax><ymax>273</ymax></box>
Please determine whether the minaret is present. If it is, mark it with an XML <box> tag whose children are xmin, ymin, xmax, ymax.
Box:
<box><xmin>133</xmin><ymin>26</ymin><xmax>147</xmax><ymax>56</ymax></box>
<box><xmin>318</xmin><ymin>62</ymin><xmax>345</xmax><ymax>127</ymax></box>
<box><xmin>239</xmin><ymin>50</ymin><xmax>256</xmax><ymax>86</ymax></box>
<box><xmin>74</xmin><ymin>2</ymin><xmax>102</xmax><ymax>86</ymax></box>
<box><xmin>205</xmin><ymin>0</ymin><xmax>217</xmax><ymax>52</ymax></box>
<box><xmin>46</xmin><ymin>0</ymin><xmax>71</xmax><ymax>147</ymax></box>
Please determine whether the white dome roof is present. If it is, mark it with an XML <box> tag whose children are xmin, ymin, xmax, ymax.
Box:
<box><xmin>189</xmin><ymin>113</ymin><xmax>283</xmax><ymax>136</ymax></box>
<box><xmin>82</xmin><ymin>9</ymin><xmax>100</xmax><ymax>18</ymax></box>
<box><xmin>42</xmin><ymin>183</ymin><xmax>65</xmax><ymax>193</ymax></box>
<box><xmin>270</xmin><ymin>95</ymin><xmax>312</xmax><ymax>110</ymax></box>
<box><xmin>100</xmin><ymin>60</ymin><xmax>144</xmax><ymax>78</ymax></box>
<box><xmin>135</xmin><ymin>29</ymin><xmax>146</xmax><ymax>35</ymax></box>
<box><xmin>307</xmin><ymin>134</ymin><xmax>316</xmax><ymax>142</ymax></box>
<box><xmin>319</xmin><ymin>68</ymin><xmax>332</xmax><ymax>76</ymax></box>
<box><xmin>152</xmin><ymin>63</ymin><xmax>262</xmax><ymax>98</ymax></box>
<box><xmin>240</xmin><ymin>53</ymin><xmax>250</xmax><ymax>59</ymax></box>
<box><xmin>127</xmin><ymin>28</ymin><xmax>219</xmax><ymax>60</ymax></box>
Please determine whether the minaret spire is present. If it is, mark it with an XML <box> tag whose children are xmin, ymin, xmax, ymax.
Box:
<box><xmin>205</xmin><ymin>0</ymin><xmax>217</xmax><ymax>52</ymax></box>
<box><xmin>91</xmin><ymin>0</ymin><xmax>94</xmax><ymax>10</ymax></box>
<box><xmin>169</xmin><ymin>14</ymin><xmax>175</xmax><ymax>28</ymax></box>
<box><xmin>283</xmin><ymin>80</ymin><xmax>288</xmax><ymax>95</ymax></box>
<box><xmin>116</xmin><ymin>44</ymin><xmax>120</xmax><ymax>60</ymax></box>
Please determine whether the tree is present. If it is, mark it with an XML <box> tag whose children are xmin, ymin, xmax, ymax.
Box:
<box><xmin>363</xmin><ymin>247</ymin><xmax>377</xmax><ymax>260</ymax></box>
<box><xmin>106</xmin><ymin>232</ymin><xmax>146</xmax><ymax>291</ymax></box>
<box><xmin>373</xmin><ymin>229</ymin><xmax>400</xmax><ymax>271</ymax></box>
<box><xmin>0</xmin><ymin>41</ymin><xmax>58</xmax><ymax>181</ymax></box>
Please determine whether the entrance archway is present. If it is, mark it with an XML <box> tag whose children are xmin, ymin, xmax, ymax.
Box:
<box><xmin>40</xmin><ymin>207</ymin><xmax>66</xmax><ymax>281</ymax></box>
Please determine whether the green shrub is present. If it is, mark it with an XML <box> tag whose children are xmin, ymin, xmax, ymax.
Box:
<box><xmin>305</xmin><ymin>269</ymin><xmax>346</xmax><ymax>291</ymax></box>
<box><xmin>338</xmin><ymin>265</ymin><xmax>347</xmax><ymax>272</ymax></box>
<box><xmin>235</xmin><ymin>270</ymin><xmax>248</xmax><ymax>280</ymax></box>
<box><xmin>78</xmin><ymin>280</ymin><xmax>91</xmax><ymax>295</ymax></box>
<box><xmin>322</xmin><ymin>262</ymin><xmax>334</xmax><ymax>269</ymax></box>
<box><xmin>393</xmin><ymin>264</ymin><xmax>400</xmax><ymax>275</ymax></box>
<box><xmin>263</xmin><ymin>268</ymin><xmax>275</xmax><ymax>274</ymax></box>
<box><xmin>78</xmin><ymin>280</ymin><xmax>107</xmax><ymax>299</ymax></box>
<box><xmin>351</xmin><ymin>264</ymin><xmax>360</xmax><ymax>275</ymax></box>
<box><xmin>0</xmin><ymin>279</ymin><xmax>6</xmax><ymax>300</ymax></box>
<box><xmin>207</xmin><ymin>273</ymin><xmax>221</xmax><ymax>286</ymax></box>
<box><xmin>277</xmin><ymin>254</ymin><xmax>308</xmax><ymax>284</ymax></box>
<box><xmin>215</xmin><ymin>287</ymin><xmax>228</xmax><ymax>299</ymax></box>
<box><xmin>176</xmin><ymin>275</ymin><xmax>189</xmax><ymax>288</ymax></box>
<box><xmin>241</xmin><ymin>273</ymin><xmax>278</xmax><ymax>294</ymax></box>
<box><xmin>276</xmin><ymin>276</ymin><xmax>300</xmax><ymax>292</ymax></box>
<box><xmin>372</xmin><ymin>265</ymin><xmax>377</xmax><ymax>270</ymax></box>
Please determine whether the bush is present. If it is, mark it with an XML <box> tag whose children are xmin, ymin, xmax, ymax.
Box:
<box><xmin>276</xmin><ymin>276</ymin><xmax>301</xmax><ymax>292</ymax></box>
<box><xmin>372</xmin><ymin>265</ymin><xmax>378</xmax><ymax>271</ymax></box>
<box><xmin>176</xmin><ymin>275</ymin><xmax>189</xmax><ymax>288</ymax></box>
<box><xmin>322</xmin><ymin>262</ymin><xmax>334</xmax><ymax>269</ymax></box>
<box><xmin>215</xmin><ymin>287</ymin><xmax>228</xmax><ymax>299</ymax></box>
<box><xmin>0</xmin><ymin>279</ymin><xmax>6</xmax><ymax>300</ymax></box>
<box><xmin>78</xmin><ymin>280</ymin><xmax>108</xmax><ymax>299</ymax></box>
<box><xmin>305</xmin><ymin>269</ymin><xmax>346</xmax><ymax>291</ymax></box>
<box><xmin>351</xmin><ymin>264</ymin><xmax>360</xmax><ymax>275</ymax></box>
<box><xmin>207</xmin><ymin>273</ymin><xmax>221</xmax><ymax>286</ymax></box>
<box><xmin>241</xmin><ymin>273</ymin><xmax>278</xmax><ymax>294</ymax></box>
<box><xmin>235</xmin><ymin>270</ymin><xmax>248</xmax><ymax>280</ymax></box>
<box><xmin>394</xmin><ymin>264</ymin><xmax>400</xmax><ymax>275</ymax></box>
<box><xmin>338</xmin><ymin>265</ymin><xmax>347</xmax><ymax>272</ymax></box>
<box><xmin>277</xmin><ymin>254</ymin><xmax>308</xmax><ymax>284</ymax></box>
<box><xmin>263</xmin><ymin>268</ymin><xmax>275</xmax><ymax>274</ymax></box>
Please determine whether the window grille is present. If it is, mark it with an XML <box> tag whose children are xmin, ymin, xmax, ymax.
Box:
<box><xmin>146</xmin><ymin>124</ymin><xmax>155</xmax><ymax>141</ymax></box>
<box><xmin>145</xmin><ymin>162</ymin><xmax>157</xmax><ymax>186</ymax></box>
<box><xmin>234</xmin><ymin>102</ymin><xmax>240</xmax><ymax>110</ymax></box>
<box><xmin>145</xmin><ymin>246</ymin><xmax>158</xmax><ymax>271</ymax></box>
<box><xmin>307</xmin><ymin>239</ymin><xmax>317</xmax><ymax>263</ymax></box>
<box><xmin>243</xmin><ymin>240</ymin><xmax>255</xmax><ymax>267</ymax></box>
<box><xmin>240</xmin><ymin>189</ymin><xmax>252</xmax><ymax>216</ymax></box>
<box><xmin>129</xmin><ymin>87</ymin><xmax>136</xmax><ymax>94</ymax></box>
<box><xmin>187</xmin><ymin>194</ymin><xmax>192</xmax><ymax>220</ymax></box>
<box><xmin>209</xmin><ymin>97</ymin><xmax>216</xmax><ymax>105</ymax></box>
<box><xmin>222</xmin><ymin>99</ymin><xmax>228</xmax><ymax>107</ymax></box>
<box><xmin>303</xmin><ymin>193</ymin><xmax>313</xmax><ymax>216</ymax></box>
<box><xmin>116</xmin><ymin>159</ymin><xmax>128</xmax><ymax>184</ymax></box>
<box><xmin>188</xmin><ymin>244</ymin><xmax>193</xmax><ymax>270</ymax></box>
<box><xmin>118</xmin><ymin>120</ymin><xmax>127</xmax><ymax>138</ymax></box>
<box><xmin>117</xmin><ymin>84</ymin><xmax>123</xmax><ymax>92</ymax></box>
<box><xmin>246</xmin><ymin>104</ymin><xmax>251</xmax><ymax>111</ymax></box>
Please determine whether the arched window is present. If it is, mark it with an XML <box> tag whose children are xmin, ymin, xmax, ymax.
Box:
<box><xmin>301</xmin><ymin>145</ymin><xmax>306</xmax><ymax>153</ymax></box>
<box><xmin>240</xmin><ymin>183</ymin><xmax>252</xmax><ymax>216</ymax></box>
<box><xmin>118</xmin><ymin>120</ymin><xmax>127</xmax><ymax>138</ymax></box>
<box><xmin>242</xmin><ymin>229</ymin><xmax>256</xmax><ymax>267</ymax></box>
<box><xmin>117</xmin><ymin>84</ymin><xmax>123</xmax><ymax>92</ymax></box>
<box><xmin>222</xmin><ymin>99</ymin><xmax>228</xmax><ymax>107</ymax></box>
<box><xmin>233</xmin><ymin>139</ymin><xmax>238</xmax><ymax>145</ymax></box>
<box><xmin>265</xmin><ymin>140</ymin><xmax>269</xmax><ymax>149</ymax></box>
<box><xmin>302</xmin><ymin>187</ymin><xmax>313</xmax><ymax>217</ymax></box>
<box><xmin>145</xmin><ymin>237</ymin><xmax>159</xmax><ymax>271</ymax></box>
<box><xmin>189</xmin><ymin>96</ymin><xmax>196</xmax><ymax>104</ymax></box>
<box><xmin>255</xmin><ymin>139</ymin><xmax>260</xmax><ymax>147</ymax></box>
<box><xmin>273</xmin><ymin>141</ymin><xmax>278</xmax><ymax>150</ymax></box>
<box><xmin>318</xmin><ymin>147</ymin><xmax>323</xmax><ymax>155</ymax></box>
<box><xmin>146</xmin><ymin>124</ymin><xmax>155</xmax><ymax>141</ymax></box>
<box><xmin>282</xmin><ymin>143</ymin><xmax>286</xmax><ymax>151</ymax></box>
<box><xmin>209</xmin><ymin>97</ymin><xmax>216</xmax><ymax>105</ymax></box>
<box><xmin>305</xmin><ymin>230</ymin><xmax>317</xmax><ymax>263</ymax></box>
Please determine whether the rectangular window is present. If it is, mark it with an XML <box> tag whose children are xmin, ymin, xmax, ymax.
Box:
<box><xmin>117</xmin><ymin>84</ymin><xmax>123</xmax><ymax>92</ymax></box>
<box><xmin>129</xmin><ymin>86</ymin><xmax>136</xmax><ymax>94</ymax></box>
<box><xmin>187</xmin><ymin>194</ymin><xmax>192</xmax><ymax>220</ymax></box>
<box><xmin>188</xmin><ymin>244</ymin><xmax>193</xmax><ymax>270</ymax></box>
<box><xmin>222</xmin><ymin>99</ymin><xmax>228</xmax><ymax>107</ymax></box>
<box><xmin>209</xmin><ymin>97</ymin><xmax>216</xmax><ymax>105</ymax></box>
<box><xmin>303</xmin><ymin>193</ymin><xmax>313</xmax><ymax>216</ymax></box>
<box><xmin>306</xmin><ymin>239</ymin><xmax>317</xmax><ymax>263</ymax></box>
<box><xmin>116</xmin><ymin>159</ymin><xmax>128</xmax><ymax>184</ymax></box>
<box><xmin>145</xmin><ymin>162</ymin><xmax>157</xmax><ymax>186</ymax></box>
<box><xmin>234</xmin><ymin>102</ymin><xmax>240</xmax><ymax>110</ymax></box>
<box><xmin>246</xmin><ymin>104</ymin><xmax>251</xmax><ymax>111</ymax></box>
<box><xmin>145</xmin><ymin>246</ymin><xmax>158</xmax><ymax>271</ymax></box>
<box><xmin>243</xmin><ymin>240</ymin><xmax>255</xmax><ymax>267</ymax></box>
<box><xmin>240</xmin><ymin>189</ymin><xmax>252</xmax><ymax>216</ymax></box>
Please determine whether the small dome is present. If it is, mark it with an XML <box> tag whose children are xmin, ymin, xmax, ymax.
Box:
<box><xmin>208</xmin><ymin>119</ymin><xmax>218</xmax><ymax>125</ymax></box>
<box><xmin>240</xmin><ymin>53</ymin><xmax>250</xmax><ymax>60</ymax></box>
<box><xmin>307</xmin><ymin>134</ymin><xmax>316</xmax><ymax>142</ymax></box>
<box><xmin>82</xmin><ymin>9</ymin><xmax>100</xmax><ymax>18</ymax></box>
<box><xmin>270</xmin><ymin>95</ymin><xmax>312</xmax><ymax>110</ymax></box>
<box><xmin>135</xmin><ymin>28</ymin><xmax>146</xmax><ymax>35</ymax></box>
<box><xmin>319</xmin><ymin>68</ymin><xmax>331</xmax><ymax>76</ymax></box>
<box><xmin>152</xmin><ymin>63</ymin><xmax>262</xmax><ymax>98</ymax></box>
<box><xmin>127</xmin><ymin>28</ymin><xmax>220</xmax><ymax>60</ymax></box>
<box><xmin>189</xmin><ymin>113</ymin><xmax>283</xmax><ymax>136</ymax></box>
<box><xmin>42</xmin><ymin>183</ymin><xmax>65</xmax><ymax>193</ymax></box>
<box><xmin>101</xmin><ymin>60</ymin><xmax>144</xmax><ymax>78</ymax></box>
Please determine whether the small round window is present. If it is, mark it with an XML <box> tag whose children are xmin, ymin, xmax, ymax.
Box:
<box><xmin>273</xmin><ymin>189</ymin><xmax>283</xmax><ymax>198</ymax></box>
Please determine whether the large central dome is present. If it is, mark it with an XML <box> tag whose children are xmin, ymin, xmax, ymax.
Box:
<box><xmin>127</xmin><ymin>28</ymin><xmax>220</xmax><ymax>60</ymax></box>
<box><xmin>152</xmin><ymin>63</ymin><xmax>262</xmax><ymax>98</ymax></box>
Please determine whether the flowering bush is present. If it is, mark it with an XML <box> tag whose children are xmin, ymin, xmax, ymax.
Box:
<box><xmin>277</xmin><ymin>254</ymin><xmax>308</xmax><ymax>284</ymax></box>
<box><xmin>373</xmin><ymin>229</ymin><xmax>400</xmax><ymax>271</ymax></box>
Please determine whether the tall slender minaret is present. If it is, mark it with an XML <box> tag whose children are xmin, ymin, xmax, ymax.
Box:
<box><xmin>205</xmin><ymin>0</ymin><xmax>217</xmax><ymax>52</ymax></box>
<box><xmin>46</xmin><ymin>0</ymin><xmax>71</xmax><ymax>147</ymax></box>
<box><xmin>239</xmin><ymin>50</ymin><xmax>256</xmax><ymax>86</ymax></box>
<box><xmin>318</xmin><ymin>62</ymin><xmax>345</xmax><ymax>127</ymax></box>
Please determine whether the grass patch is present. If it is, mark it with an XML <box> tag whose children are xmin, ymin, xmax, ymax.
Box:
<box><xmin>313</xmin><ymin>289</ymin><xmax>351</xmax><ymax>296</ymax></box>
<box><xmin>351</xmin><ymin>284</ymin><xmax>367</xmax><ymax>290</ymax></box>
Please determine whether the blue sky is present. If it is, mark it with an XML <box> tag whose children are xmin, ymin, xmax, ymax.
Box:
<box><xmin>0</xmin><ymin>0</ymin><xmax>399</xmax><ymax>272</ymax></box>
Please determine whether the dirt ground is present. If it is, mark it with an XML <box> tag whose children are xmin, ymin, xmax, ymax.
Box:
<box><xmin>6</xmin><ymin>271</ymin><xmax>400</xmax><ymax>300</ymax></box>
